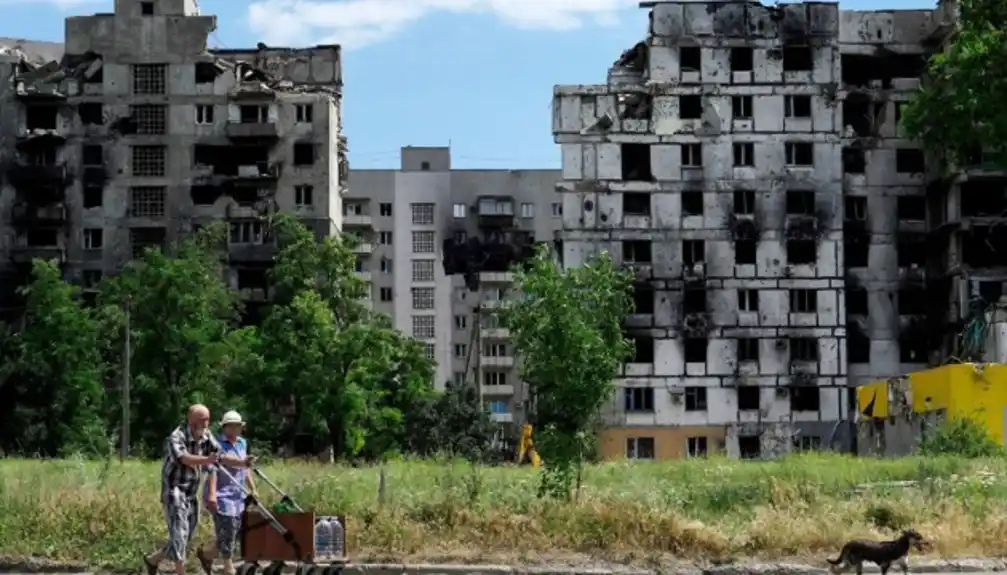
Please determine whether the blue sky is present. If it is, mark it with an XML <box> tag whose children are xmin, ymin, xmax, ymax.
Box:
<box><xmin>0</xmin><ymin>0</ymin><xmax>934</xmax><ymax>170</ymax></box>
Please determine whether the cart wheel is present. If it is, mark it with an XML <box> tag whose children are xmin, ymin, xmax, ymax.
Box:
<box><xmin>323</xmin><ymin>563</ymin><xmax>345</xmax><ymax>575</ymax></box>
<box><xmin>295</xmin><ymin>563</ymin><xmax>314</xmax><ymax>575</ymax></box>
<box><xmin>237</xmin><ymin>562</ymin><xmax>258</xmax><ymax>575</ymax></box>
<box><xmin>262</xmin><ymin>559</ymin><xmax>285</xmax><ymax>575</ymax></box>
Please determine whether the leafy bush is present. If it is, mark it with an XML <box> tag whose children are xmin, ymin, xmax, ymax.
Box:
<box><xmin>919</xmin><ymin>417</ymin><xmax>1003</xmax><ymax>458</ymax></box>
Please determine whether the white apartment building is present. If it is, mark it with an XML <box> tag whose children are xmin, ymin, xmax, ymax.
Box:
<box><xmin>345</xmin><ymin>147</ymin><xmax>562</xmax><ymax>425</ymax></box>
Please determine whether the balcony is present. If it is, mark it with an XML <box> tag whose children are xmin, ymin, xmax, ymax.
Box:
<box><xmin>15</xmin><ymin>129</ymin><xmax>67</xmax><ymax>150</ymax></box>
<box><xmin>352</xmin><ymin>242</ymin><xmax>374</xmax><ymax>255</ymax></box>
<box><xmin>355</xmin><ymin>270</ymin><xmax>372</xmax><ymax>282</ymax></box>
<box><xmin>480</xmin><ymin>355</ymin><xmax>514</xmax><ymax>368</ymax></box>
<box><xmin>225</xmin><ymin>163</ymin><xmax>279</xmax><ymax>187</ymax></box>
<box><xmin>6</xmin><ymin>163</ymin><xmax>67</xmax><ymax>188</ymax></box>
<box><xmin>226</xmin><ymin>204</ymin><xmax>263</xmax><ymax>219</ymax></box>
<box><xmin>238</xmin><ymin>288</ymin><xmax>272</xmax><ymax>302</ymax></box>
<box><xmin>11</xmin><ymin>245</ymin><xmax>64</xmax><ymax>264</ymax></box>
<box><xmin>11</xmin><ymin>202</ymin><xmax>66</xmax><ymax>223</ymax></box>
<box><xmin>343</xmin><ymin>214</ymin><xmax>373</xmax><ymax>227</ymax></box>
<box><xmin>490</xmin><ymin>412</ymin><xmax>514</xmax><ymax>423</ymax></box>
<box><xmin>480</xmin><ymin>327</ymin><xmax>510</xmax><ymax>339</ymax></box>
<box><xmin>481</xmin><ymin>383</ymin><xmax>514</xmax><ymax>396</ymax></box>
<box><xmin>478</xmin><ymin>271</ymin><xmax>514</xmax><ymax>283</ymax></box>
<box><xmin>226</xmin><ymin>122</ymin><xmax>279</xmax><ymax>139</ymax></box>
<box><xmin>477</xmin><ymin>196</ymin><xmax>515</xmax><ymax>227</ymax></box>
<box><xmin>228</xmin><ymin>243</ymin><xmax>276</xmax><ymax>262</ymax></box>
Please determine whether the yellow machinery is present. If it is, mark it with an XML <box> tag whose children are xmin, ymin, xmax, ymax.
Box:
<box><xmin>516</xmin><ymin>424</ymin><xmax>542</xmax><ymax>467</ymax></box>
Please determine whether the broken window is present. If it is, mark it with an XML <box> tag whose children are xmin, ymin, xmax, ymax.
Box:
<box><xmin>195</xmin><ymin>105</ymin><xmax>214</xmax><ymax>125</ymax></box>
<box><xmin>240</xmin><ymin>105</ymin><xmax>269</xmax><ymax>123</ymax></box>
<box><xmin>82</xmin><ymin>144</ymin><xmax>102</xmax><ymax>166</ymax></box>
<box><xmin>131</xmin><ymin>104</ymin><xmax>166</xmax><ymax>134</ymax></box>
<box><xmin>899</xmin><ymin>336</ymin><xmax>927</xmax><ymax>363</ymax></box>
<box><xmin>895</xmin><ymin>102</ymin><xmax>906</xmax><ymax>124</ymax></box>
<box><xmin>626</xmin><ymin>437</ymin><xmax>655</xmax><ymax>459</ymax></box>
<box><xmin>623</xmin><ymin>192</ymin><xmax>650</xmax><ymax>216</ymax></box>
<box><xmin>733</xmin><ymin>143</ymin><xmax>754</xmax><ymax>167</ymax></box>
<box><xmin>739</xmin><ymin>289</ymin><xmax>759</xmax><ymax>312</ymax></box>
<box><xmin>83</xmin><ymin>228</ymin><xmax>102</xmax><ymax>250</ymax></box>
<box><xmin>293</xmin><ymin>143</ymin><xmax>315</xmax><ymax>165</ymax></box>
<box><xmin>295</xmin><ymin>104</ymin><xmax>313</xmax><ymax>123</ymax></box>
<box><xmin>897</xmin><ymin>234</ymin><xmax>926</xmax><ymax>267</ymax></box>
<box><xmin>732</xmin><ymin>96</ymin><xmax>752</xmax><ymax>119</ymax></box>
<box><xmin>898</xmin><ymin>287</ymin><xmax>925</xmax><ymax>315</ymax></box>
<box><xmin>783</xmin><ymin>47</ymin><xmax>813</xmax><ymax>71</ymax></box>
<box><xmin>129</xmin><ymin>186</ymin><xmax>166</xmax><ymax>217</ymax></box>
<box><xmin>848</xmin><ymin>331</ymin><xmax>870</xmax><ymax>364</ymax></box>
<box><xmin>83</xmin><ymin>184</ymin><xmax>103</xmax><ymax>208</ymax></box>
<box><xmin>785</xmin><ymin>95</ymin><xmax>812</xmax><ymax>118</ymax></box>
<box><xmin>680</xmin><ymin>47</ymin><xmax>701</xmax><ymax>71</ymax></box>
<box><xmin>785</xmin><ymin>142</ymin><xmax>813</xmax><ymax>166</ymax></box>
<box><xmin>845</xmin><ymin>197</ymin><xmax>867</xmax><ymax>221</ymax></box>
<box><xmin>739</xmin><ymin>435</ymin><xmax>760</xmax><ymax>459</ymax></box>
<box><xmin>840</xmin><ymin>53</ymin><xmax>926</xmax><ymax>89</ymax></box>
<box><xmin>379</xmin><ymin>203</ymin><xmax>392</xmax><ymax>216</ymax></box>
<box><xmin>195</xmin><ymin>62</ymin><xmax>221</xmax><ymax>84</ymax></box>
<box><xmin>681</xmin><ymin>143</ymin><xmax>702</xmax><ymax>168</ymax></box>
<box><xmin>680</xmin><ymin>95</ymin><xmax>702</xmax><ymax>119</ymax></box>
<box><xmin>130</xmin><ymin>227</ymin><xmax>165</xmax><ymax>259</ymax></box>
<box><xmin>684</xmin><ymin>385</ymin><xmax>707</xmax><ymax>410</ymax></box>
<box><xmin>846</xmin><ymin>287</ymin><xmax>868</xmax><ymax>314</ymax></box>
<box><xmin>790</xmin><ymin>338</ymin><xmax>818</xmax><ymax>361</ymax></box>
<box><xmin>682</xmin><ymin>190</ymin><xmax>703</xmax><ymax>216</ymax></box>
<box><xmin>78</xmin><ymin>103</ymin><xmax>103</xmax><ymax>125</ymax></box>
<box><xmin>237</xmin><ymin>267</ymin><xmax>269</xmax><ymax>290</ymax></box>
<box><xmin>790</xmin><ymin>289</ymin><xmax>817</xmax><ymax>313</ymax></box>
<box><xmin>295</xmin><ymin>185</ymin><xmax>313</xmax><ymax>206</ymax></box>
<box><xmin>420</xmin><ymin>161</ymin><xmax>430</xmax><ymax>170</ymax></box>
<box><xmin>230</xmin><ymin>221</ymin><xmax>266</xmax><ymax>245</ymax></box>
<box><xmin>132</xmin><ymin>63</ymin><xmax>167</xmax><ymax>95</ymax></box>
<box><xmin>623</xmin><ymin>240</ymin><xmax>652</xmax><ymax>264</ymax></box>
<box><xmin>962</xmin><ymin>180</ymin><xmax>1007</xmax><ymax>216</ymax></box>
<box><xmin>842</xmin><ymin>147</ymin><xmax>866</xmax><ymax>173</ymax></box>
<box><xmin>738</xmin><ymin>338</ymin><xmax>759</xmax><ymax>362</ymax></box>
<box><xmin>730</xmin><ymin>47</ymin><xmax>753</xmax><ymax>72</ymax></box>
<box><xmin>963</xmin><ymin>225</ymin><xmax>1007</xmax><ymax>267</ymax></box>
<box><xmin>632</xmin><ymin>283</ymin><xmax>654</xmax><ymax>314</ymax></box>
<box><xmin>683</xmin><ymin>287</ymin><xmax>706</xmax><ymax>313</ymax></box>
<box><xmin>734</xmin><ymin>190</ymin><xmax>755</xmax><ymax>214</ymax></box>
<box><xmin>631</xmin><ymin>335</ymin><xmax>655</xmax><ymax>362</ymax></box>
<box><xmin>141</xmin><ymin>1</ymin><xmax>154</xmax><ymax>15</ymax></box>
<box><xmin>790</xmin><ymin>387</ymin><xmax>820</xmax><ymax>412</ymax></box>
<box><xmin>845</xmin><ymin>240</ymin><xmax>868</xmax><ymax>267</ymax></box>
<box><xmin>190</xmin><ymin>185</ymin><xmax>221</xmax><ymax>205</ymax></box>
<box><xmin>683</xmin><ymin>240</ymin><xmax>705</xmax><ymax>265</ymax></box>
<box><xmin>131</xmin><ymin>145</ymin><xmax>166</xmax><ymax>176</ymax></box>
<box><xmin>735</xmin><ymin>240</ymin><xmax>756</xmax><ymax>265</ymax></box>
<box><xmin>25</xmin><ymin>229</ymin><xmax>58</xmax><ymax>246</ymax></box>
<box><xmin>896</xmin><ymin>196</ymin><xmax>925</xmax><ymax>220</ymax></box>
<box><xmin>786</xmin><ymin>190</ymin><xmax>815</xmax><ymax>215</ymax></box>
<box><xmin>738</xmin><ymin>385</ymin><xmax>760</xmax><ymax>410</ymax></box>
<box><xmin>786</xmin><ymin>240</ymin><xmax>816</xmax><ymax>264</ymax></box>
<box><xmin>621</xmin><ymin>144</ymin><xmax>653</xmax><ymax>181</ymax></box>
<box><xmin>896</xmin><ymin>149</ymin><xmax>925</xmax><ymax>173</ymax></box>
<box><xmin>624</xmin><ymin>388</ymin><xmax>654</xmax><ymax>412</ymax></box>
<box><xmin>26</xmin><ymin>105</ymin><xmax>57</xmax><ymax>130</ymax></box>
<box><xmin>687</xmin><ymin>437</ymin><xmax>707</xmax><ymax>457</ymax></box>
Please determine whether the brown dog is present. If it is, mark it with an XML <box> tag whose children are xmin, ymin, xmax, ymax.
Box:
<box><xmin>826</xmin><ymin>530</ymin><xmax>926</xmax><ymax>575</ymax></box>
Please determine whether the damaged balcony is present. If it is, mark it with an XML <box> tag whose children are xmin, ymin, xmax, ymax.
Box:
<box><xmin>228</xmin><ymin>220</ymin><xmax>276</xmax><ymax>262</ymax></box>
<box><xmin>11</xmin><ymin>230</ymin><xmax>64</xmax><ymax>264</ymax></box>
<box><xmin>6</xmin><ymin>162</ymin><xmax>68</xmax><ymax>190</ymax></box>
<box><xmin>230</xmin><ymin>62</ymin><xmax>278</xmax><ymax>100</ymax></box>
<box><xmin>11</xmin><ymin>201</ymin><xmax>66</xmax><ymax>225</ymax></box>
<box><xmin>226</xmin><ymin>104</ymin><xmax>279</xmax><ymax>140</ymax></box>
<box><xmin>476</xmin><ymin>197</ymin><xmax>515</xmax><ymax>228</ymax></box>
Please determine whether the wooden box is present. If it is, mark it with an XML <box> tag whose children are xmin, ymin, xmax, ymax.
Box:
<box><xmin>240</xmin><ymin>511</ymin><xmax>316</xmax><ymax>562</ymax></box>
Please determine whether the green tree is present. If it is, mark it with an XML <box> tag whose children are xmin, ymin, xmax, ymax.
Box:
<box><xmin>404</xmin><ymin>381</ymin><xmax>497</xmax><ymax>462</ymax></box>
<box><xmin>502</xmin><ymin>246</ymin><xmax>633</xmax><ymax>498</ymax></box>
<box><xmin>99</xmin><ymin>226</ymin><xmax>246</xmax><ymax>455</ymax></box>
<box><xmin>901</xmin><ymin>0</ymin><xmax>1007</xmax><ymax>168</ymax></box>
<box><xmin>0</xmin><ymin>259</ymin><xmax>111</xmax><ymax>456</ymax></box>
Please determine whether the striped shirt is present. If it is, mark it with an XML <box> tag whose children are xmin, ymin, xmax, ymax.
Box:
<box><xmin>161</xmin><ymin>424</ymin><xmax>220</xmax><ymax>504</ymax></box>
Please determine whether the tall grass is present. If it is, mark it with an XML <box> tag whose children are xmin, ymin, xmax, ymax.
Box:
<box><xmin>2</xmin><ymin>454</ymin><xmax>1006</xmax><ymax>569</ymax></box>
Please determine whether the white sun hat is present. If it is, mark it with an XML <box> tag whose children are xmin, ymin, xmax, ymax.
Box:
<box><xmin>220</xmin><ymin>410</ymin><xmax>244</xmax><ymax>426</ymax></box>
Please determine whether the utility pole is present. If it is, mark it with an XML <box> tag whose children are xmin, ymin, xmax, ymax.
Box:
<box><xmin>120</xmin><ymin>301</ymin><xmax>131</xmax><ymax>460</ymax></box>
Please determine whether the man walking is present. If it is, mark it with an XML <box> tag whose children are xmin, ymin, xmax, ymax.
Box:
<box><xmin>143</xmin><ymin>404</ymin><xmax>254</xmax><ymax>575</ymax></box>
<box><xmin>196</xmin><ymin>410</ymin><xmax>257</xmax><ymax>575</ymax></box>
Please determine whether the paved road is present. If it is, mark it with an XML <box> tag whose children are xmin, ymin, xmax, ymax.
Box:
<box><xmin>9</xmin><ymin>572</ymin><xmax>1004</xmax><ymax>575</ymax></box>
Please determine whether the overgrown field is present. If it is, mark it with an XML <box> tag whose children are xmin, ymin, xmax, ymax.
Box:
<box><xmin>3</xmin><ymin>454</ymin><xmax>1007</xmax><ymax>569</ymax></box>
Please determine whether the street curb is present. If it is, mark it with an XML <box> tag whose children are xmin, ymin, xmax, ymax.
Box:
<box><xmin>0</xmin><ymin>559</ymin><xmax>1004</xmax><ymax>575</ymax></box>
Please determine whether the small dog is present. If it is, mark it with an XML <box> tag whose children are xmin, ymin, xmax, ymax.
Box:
<box><xmin>826</xmin><ymin>530</ymin><xmax>926</xmax><ymax>575</ymax></box>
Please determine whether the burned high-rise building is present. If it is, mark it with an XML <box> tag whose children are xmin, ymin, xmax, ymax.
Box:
<box><xmin>553</xmin><ymin>0</ymin><xmax>942</xmax><ymax>460</ymax></box>
<box><xmin>0</xmin><ymin>0</ymin><xmax>344</xmax><ymax>323</ymax></box>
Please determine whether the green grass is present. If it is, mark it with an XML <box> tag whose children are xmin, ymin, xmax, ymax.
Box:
<box><xmin>2</xmin><ymin>454</ymin><xmax>1007</xmax><ymax>569</ymax></box>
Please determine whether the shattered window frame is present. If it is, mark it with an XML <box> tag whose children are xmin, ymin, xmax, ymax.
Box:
<box><xmin>131</xmin><ymin>64</ymin><xmax>167</xmax><ymax>95</ymax></box>
<box><xmin>687</xmin><ymin>436</ymin><xmax>708</xmax><ymax>457</ymax></box>
<box><xmin>733</xmin><ymin>143</ymin><xmax>754</xmax><ymax>167</ymax></box>
<box><xmin>411</xmin><ymin>231</ymin><xmax>435</xmax><ymax>253</ymax></box>
<box><xmin>790</xmin><ymin>289</ymin><xmax>817</xmax><ymax>313</ymax></box>
<box><xmin>128</xmin><ymin>186</ymin><xmax>166</xmax><ymax>217</ymax></box>
<box><xmin>784</xmin><ymin>142</ymin><xmax>814</xmax><ymax>167</ymax></box>
<box><xmin>295</xmin><ymin>104</ymin><xmax>313</xmax><ymax>123</ymax></box>
<box><xmin>738</xmin><ymin>338</ymin><xmax>759</xmax><ymax>362</ymax></box>
<box><xmin>738</xmin><ymin>289</ymin><xmax>759</xmax><ymax>312</ymax></box>
<box><xmin>684</xmin><ymin>386</ymin><xmax>707</xmax><ymax>411</ymax></box>
<box><xmin>626</xmin><ymin>437</ymin><xmax>655</xmax><ymax>459</ymax></box>
<box><xmin>194</xmin><ymin>104</ymin><xmax>214</xmax><ymax>125</ymax></box>
<box><xmin>131</xmin><ymin>145</ymin><xmax>166</xmax><ymax>176</ymax></box>
<box><xmin>82</xmin><ymin>228</ymin><xmax>103</xmax><ymax>250</ymax></box>
<box><xmin>294</xmin><ymin>185</ymin><xmax>313</xmax><ymax>206</ymax></box>
<box><xmin>731</xmin><ymin>95</ymin><xmax>752</xmax><ymax>119</ymax></box>
<box><xmin>379</xmin><ymin>287</ymin><xmax>393</xmax><ymax>302</ymax></box>
<box><xmin>784</xmin><ymin>95</ymin><xmax>812</xmax><ymax>118</ymax></box>
<box><xmin>411</xmin><ymin>315</ymin><xmax>435</xmax><ymax>338</ymax></box>
<box><xmin>229</xmin><ymin>221</ymin><xmax>266</xmax><ymax>245</ymax></box>
<box><xmin>551</xmin><ymin>202</ymin><xmax>562</xmax><ymax>217</ymax></box>
<box><xmin>681</xmin><ymin>143</ymin><xmax>703</xmax><ymax>168</ymax></box>
<box><xmin>130</xmin><ymin>104</ymin><xmax>167</xmax><ymax>135</ymax></box>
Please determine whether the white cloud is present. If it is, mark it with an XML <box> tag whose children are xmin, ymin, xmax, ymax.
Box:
<box><xmin>247</xmin><ymin>0</ymin><xmax>638</xmax><ymax>49</ymax></box>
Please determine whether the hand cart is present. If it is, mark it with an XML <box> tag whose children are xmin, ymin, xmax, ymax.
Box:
<box><xmin>212</xmin><ymin>465</ymin><xmax>347</xmax><ymax>575</ymax></box>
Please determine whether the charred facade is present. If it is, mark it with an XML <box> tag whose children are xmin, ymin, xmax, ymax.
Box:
<box><xmin>553</xmin><ymin>0</ymin><xmax>942</xmax><ymax>460</ymax></box>
<box><xmin>0</xmin><ymin>0</ymin><xmax>344</xmax><ymax>323</ymax></box>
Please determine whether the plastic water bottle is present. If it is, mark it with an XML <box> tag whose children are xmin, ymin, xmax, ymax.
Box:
<box><xmin>329</xmin><ymin>517</ymin><xmax>344</xmax><ymax>558</ymax></box>
<box><xmin>314</xmin><ymin>517</ymin><xmax>331</xmax><ymax>558</ymax></box>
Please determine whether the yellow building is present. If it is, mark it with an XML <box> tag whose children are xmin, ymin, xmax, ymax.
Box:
<box><xmin>855</xmin><ymin>363</ymin><xmax>1007</xmax><ymax>455</ymax></box>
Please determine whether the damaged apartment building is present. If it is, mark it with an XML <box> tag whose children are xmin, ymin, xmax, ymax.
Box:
<box><xmin>553</xmin><ymin>0</ymin><xmax>941</xmax><ymax>460</ymax></box>
<box><xmin>0</xmin><ymin>0</ymin><xmax>345</xmax><ymax>323</ymax></box>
